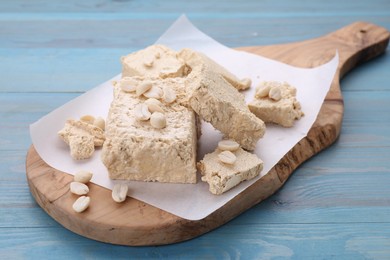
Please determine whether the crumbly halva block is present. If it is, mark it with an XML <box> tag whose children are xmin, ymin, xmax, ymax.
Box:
<box><xmin>198</xmin><ymin>147</ymin><xmax>263</xmax><ymax>195</ymax></box>
<box><xmin>106</xmin><ymin>45</ymin><xmax>263</xmax><ymax>183</ymax></box>
<box><xmin>182</xmin><ymin>50</ymin><xmax>252</xmax><ymax>90</ymax></box>
<box><xmin>121</xmin><ymin>45</ymin><xmax>188</xmax><ymax>79</ymax></box>
<box><xmin>119</xmin><ymin>75</ymin><xmax>202</xmax><ymax>138</ymax></box>
<box><xmin>179</xmin><ymin>49</ymin><xmax>266</xmax><ymax>150</ymax></box>
<box><xmin>248</xmin><ymin>81</ymin><xmax>304</xmax><ymax>127</ymax></box>
<box><xmin>122</xmin><ymin>75</ymin><xmax>191</xmax><ymax>107</ymax></box>
<box><xmin>101</xmin><ymin>79</ymin><xmax>198</xmax><ymax>183</ymax></box>
<box><xmin>58</xmin><ymin>119</ymin><xmax>105</xmax><ymax>160</ymax></box>
<box><xmin>122</xmin><ymin>44</ymin><xmax>251</xmax><ymax>91</ymax></box>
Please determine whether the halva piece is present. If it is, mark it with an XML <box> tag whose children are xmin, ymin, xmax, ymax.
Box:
<box><xmin>121</xmin><ymin>45</ymin><xmax>188</xmax><ymax>79</ymax></box>
<box><xmin>58</xmin><ymin>119</ymin><xmax>105</xmax><ymax>160</ymax></box>
<box><xmin>249</xmin><ymin>81</ymin><xmax>304</xmax><ymax>127</ymax></box>
<box><xmin>119</xmin><ymin>75</ymin><xmax>202</xmax><ymax>137</ymax></box>
<box><xmin>122</xmin><ymin>44</ymin><xmax>251</xmax><ymax>91</ymax></box>
<box><xmin>101</xmin><ymin>78</ymin><xmax>198</xmax><ymax>183</ymax></box>
<box><xmin>103</xmin><ymin>44</ymin><xmax>264</xmax><ymax>184</ymax></box>
<box><xmin>179</xmin><ymin>48</ymin><xmax>266</xmax><ymax>150</ymax></box>
<box><xmin>181</xmin><ymin>50</ymin><xmax>252</xmax><ymax>91</ymax></box>
<box><xmin>198</xmin><ymin>146</ymin><xmax>263</xmax><ymax>195</ymax></box>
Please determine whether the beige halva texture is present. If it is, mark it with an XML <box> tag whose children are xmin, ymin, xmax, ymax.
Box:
<box><xmin>101</xmin><ymin>78</ymin><xmax>198</xmax><ymax>183</ymax></box>
<box><xmin>198</xmin><ymin>147</ymin><xmax>263</xmax><ymax>195</ymax></box>
<box><xmin>249</xmin><ymin>81</ymin><xmax>304</xmax><ymax>127</ymax></box>
<box><xmin>178</xmin><ymin>48</ymin><xmax>266</xmax><ymax>150</ymax></box>
<box><xmin>58</xmin><ymin>119</ymin><xmax>105</xmax><ymax>160</ymax></box>
<box><xmin>101</xmin><ymin>44</ymin><xmax>266</xmax><ymax>186</ymax></box>
<box><xmin>102</xmin><ymin>46</ymin><xmax>199</xmax><ymax>183</ymax></box>
<box><xmin>121</xmin><ymin>45</ymin><xmax>188</xmax><ymax>79</ymax></box>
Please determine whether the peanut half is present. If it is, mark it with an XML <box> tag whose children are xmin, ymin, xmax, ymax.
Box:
<box><xmin>112</xmin><ymin>183</ymin><xmax>129</xmax><ymax>203</ymax></box>
<box><xmin>70</xmin><ymin>182</ymin><xmax>89</xmax><ymax>195</ymax></box>
<box><xmin>162</xmin><ymin>86</ymin><xmax>177</xmax><ymax>103</ymax></box>
<box><xmin>74</xmin><ymin>170</ymin><xmax>93</xmax><ymax>184</ymax></box>
<box><xmin>72</xmin><ymin>196</ymin><xmax>90</xmax><ymax>213</ymax></box>
<box><xmin>93</xmin><ymin>117</ymin><xmax>105</xmax><ymax>131</ymax></box>
<box><xmin>136</xmin><ymin>81</ymin><xmax>153</xmax><ymax>96</ymax></box>
<box><xmin>269</xmin><ymin>86</ymin><xmax>282</xmax><ymax>101</ymax></box>
<box><xmin>146</xmin><ymin>102</ymin><xmax>164</xmax><ymax>113</ymax></box>
<box><xmin>218</xmin><ymin>151</ymin><xmax>237</xmax><ymax>165</ymax></box>
<box><xmin>218</xmin><ymin>140</ymin><xmax>240</xmax><ymax>152</ymax></box>
<box><xmin>255</xmin><ymin>84</ymin><xmax>271</xmax><ymax>98</ymax></box>
<box><xmin>150</xmin><ymin>112</ymin><xmax>166</xmax><ymax>129</ymax></box>
<box><xmin>143</xmin><ymin>85</ymin><xmax>163</xmax><ymax>99</ymax></box>
<box><xmin>120</xmin><ymin>77</ymin><xmax>138</xmax><ymax>93</ymax></box>
<box><xmin>134</xmin><ymin>103</ymin><xmax>151</xmax><ymax>121</ymax></box>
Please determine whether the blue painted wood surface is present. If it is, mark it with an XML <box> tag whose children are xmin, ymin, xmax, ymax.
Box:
<box><xmin>1</xmin><ymin>0</ymin><xmax>390</xmax><ymax>259</ymax></box>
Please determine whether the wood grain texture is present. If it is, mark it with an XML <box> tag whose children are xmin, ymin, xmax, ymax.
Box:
<box><xmin>1</xmin><ymin>0</ymin><xmax>390</xmax><ymax>257</ymax></box>
<box><xmin>25</xmin><ymin>22</ymin><xmax>390</xmax><ymax>246</ymax></box>
<box><xmin>2</xmin><ymin>0</ymin><xmax>389</xmax><ymax>13</ymax></box>
<box><xmin>2</xmin><ymin>224</ymin><xmax>390</xmax><ymax>259</ymax></box>
<box><xmin>0</xmin><ymin>223</ymin><xmax>390</xmax><ymax>259</ymax></box>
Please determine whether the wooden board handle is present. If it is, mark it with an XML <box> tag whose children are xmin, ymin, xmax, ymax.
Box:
<box><xmin>241</xmin><ymin>22</ymin><xmax>390</xmax><ymax>77</ymax></box>
<box><xmin>26</xmin><ymin>22</ymin><xmax>390</xmax><ymax>246</ymax></box>
<box><xmin>327</xmin><ymin>21</ymin><xmax>390</xmax><ymax>77</ymax></box>
<box><xmin>238</xmin><ymin>21</ymin><xmax>389</xmax><ymax>213</ymax></box>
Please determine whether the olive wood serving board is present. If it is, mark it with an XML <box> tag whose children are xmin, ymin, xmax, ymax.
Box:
<box><xmin>26</xmin><ymin>22</ymin><xmax>390</xmax><ymax>246</ymax></box>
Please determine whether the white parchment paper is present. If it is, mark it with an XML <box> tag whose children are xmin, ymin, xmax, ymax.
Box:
<box><xmin>30</xmin><ymin>15</ymin><xmax>338</xmax><ymax>220</ymax></box>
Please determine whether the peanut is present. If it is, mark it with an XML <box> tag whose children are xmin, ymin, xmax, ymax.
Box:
<box><xmin>150</xmin><ymin>112</ymin><xmax>166</xmax><ymax>129</ymax></box>
<box><xmin>269</xmin><ymin>86</ymin><xmax>282</xmax><ymax>101</ymax></box>
<box><xmin>72</xmin><ymin>196</ymin><xmax>90</xmax><ymax>213</ymax></box>
<box><xmin>134</xmin><ymin>103</ymin><xmax>151</xmax><ymax>121</ymax></box>
<box><xmin>93</xmin><ymin>117</ymin><xmax>105</xmax><ymax>131</ymax></box>
<box><xmin>255</xmin><ymin>84</ymin><xmax>271</xmax><ymax>98</ymax></box>
<box><xmin>136</xmin><ymin>81</ymin><xmax>153</xmax><ymax>96</ymax></box>
<box><xmin>112</xmin><ymin>183</ymin><xmax>129</xmax><ymax>203</ymax></box>
<box><xmin>70</xmin><ymin>182</ymin><xmax>89</xmax><ymax>195</ymax></box>
<box><xmin>218</xmin><ymin>151</ymin><xmax>237</xmax><ymax>165</ymax></box>
<box><xmin>74</xmin><ymin>171</ymin><xmax>93</xmax><ymax>184</ymax></box>
<box><xmin>162</xmin><ymin>86</ymin><xmax>177</xmax><ymax>103</ymax></box>
<box><xmin>120</xmin><ymin>77</ymin><xmax>138</xmax><ymax>93</ymax></box>
<box><xmin>218</xmin><ymin>140</ymin><xmax>240</xmax><ymax>152</ymax></box>
<box><xmin>143</xmin><ymin>85</ymin><xmax>163</xmax><ymax>99</ymax></box>
<box><xmin>146</xmin><ymin>101</ymin><xmax>164</xmax><ymax>113</ymax></box>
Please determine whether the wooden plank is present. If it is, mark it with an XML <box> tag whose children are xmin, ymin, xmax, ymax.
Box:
<box><xmin>341</xmin><ymin>54</ymin><xmax>390</xmax><ymax>92</ymax></box>
<box><xmin>0</xmin><ymin>49</ymin><xmax>125</xmax><ymax>93</ymax></box>
<box><xmin>1</xmin><ymin>0</ymin><xmax>389</xmax><ymax>14</ymax></box>
<box><xmin>0</xmin><ymin>17</ymin><xmax>388</xmax><ymax>48</ymax></box>
<box><xmin>5</xmin><ymin>172</ymin><xmax>390</xmax><ymax>227</ymax></box>
<box><xmin>1</xmin><ymin>224</ymin><xmax>390</xmax><ymax>259</ymax></box>
<box><xmin>1</xmin><ymin>0</ymin><xmax>390</xmax><ymax>254</ymax></box>
<box><xmin>0</xmin><ymin>93</ymin><xmax>78</xmax><ymax>150</ymax></box>
<box><xmin>1</xmin><ymin>90</ymin><xmax>390</xmax><ymax>151</ymax></box>
<box><xmin>3</xmin><ymin>143</ymin><xmax>390</xmax><ymax>228</ymax></box>
<box><xmin>300</xmin><ymin>146</ymin><xmax>390</xmax><ymax>172</ymax></box>
<box><xmin>24</xmin><ymin>22</ymin><xmax>390</xmax><ymax>245</ymax></box>
<box><xmin>0</xmin><ymin>48</ymin><xmax>389</xmax><ymax>93</ymax></box>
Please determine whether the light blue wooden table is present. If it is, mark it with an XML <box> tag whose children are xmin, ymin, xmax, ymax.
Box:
<box><xmin>1</xmin><ymin>1</ymin><xmax>390</xmax><ymax>259</ymax></box>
